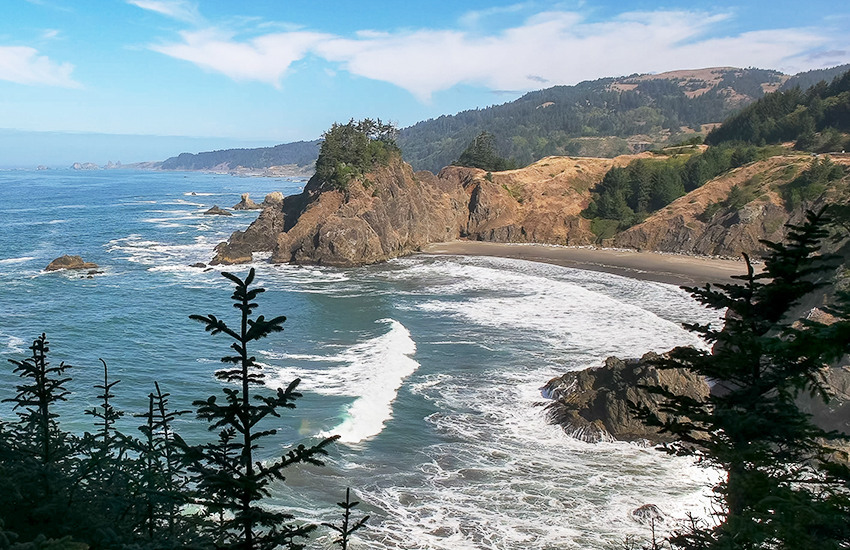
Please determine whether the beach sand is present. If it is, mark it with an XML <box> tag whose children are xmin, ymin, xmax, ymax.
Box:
<box><xmin>420</xmin><ymin>241</ymin><xmax>757</xmax><ymax>287</ymax></box>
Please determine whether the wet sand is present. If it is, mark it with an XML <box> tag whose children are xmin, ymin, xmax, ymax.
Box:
<box><xmin>419</xmin><ymin>241</ymin><xmax>757</xmax><ymax>287</ymax></box>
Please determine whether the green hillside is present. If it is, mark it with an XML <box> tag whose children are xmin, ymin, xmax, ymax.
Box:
<box><xmin>706</xmin><ymin>69</ymin><xmax>850</xmax><ymax>151</ymax></box>
<box><xmin>397</xmin><ymin>67</ymin><xmax>786</xmax><ymax>172</ymax></box>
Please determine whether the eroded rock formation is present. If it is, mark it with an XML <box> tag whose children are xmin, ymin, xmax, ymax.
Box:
<box><xmin>232</xmin><ymin>193</ymin><xmax>263</xmax><ymax>210</ymax></box>
<box><xmin>542</xmin><ymin>352</ymin><xmax>709</xmax><ymax>444</ymax></box>
<box><xmin>210</xmin><ymin>154</ymin><xmax>635</xmax><ymax>266</ymax></box>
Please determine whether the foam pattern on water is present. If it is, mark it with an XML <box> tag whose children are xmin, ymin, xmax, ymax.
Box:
<box><xmin>264</xmin><ymin>319</ymin><xmax>420</xmax><ymax>444</ymax></box>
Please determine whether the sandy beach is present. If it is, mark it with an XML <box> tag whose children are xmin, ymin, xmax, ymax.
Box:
<box><xmin>420</xmin><ymin>241</ymin><xmax>757</xmax><ymax>287</ymax></box>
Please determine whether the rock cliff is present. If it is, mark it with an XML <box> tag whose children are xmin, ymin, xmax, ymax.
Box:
<box><xmin>210</xmin><ymin>153</ymin><xmax>641</xmax><ymax>267</ymax></box>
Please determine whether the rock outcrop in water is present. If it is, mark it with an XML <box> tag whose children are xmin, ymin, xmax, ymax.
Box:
<box><xmin>210</xmin><ymin>153</ymin><xmax>637</xmax><ymax>266</ymax></box>
<box><xmin>203</xmin><ymin>205</ymin><xmax>232</xmax><ymax>216</ymax></box>
<box><xmin>45</xmin><ymin>255</ymin><xmax>99</xmax><ymax>271</ymax></box>
<box><xmin>232</xmin><ymin>193</ymin><xmax>263</xmax><ymax>210</ymax></box>
<box><xmin>542</xmin><ymin>352</ymin><xmax>710</xmax><ymax>444</ymax></box>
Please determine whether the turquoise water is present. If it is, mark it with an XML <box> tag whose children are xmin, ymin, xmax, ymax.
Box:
<box><xmin>0</xmin><ymin>169</ymin><xmax>720</xmax><ymax>549</ymax></box>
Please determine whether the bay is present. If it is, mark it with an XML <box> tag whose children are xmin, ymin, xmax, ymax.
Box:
<box><xmin>0</xmin><ymin>169</ymin><xmax>721</xmax><ymax>549</ymax></box>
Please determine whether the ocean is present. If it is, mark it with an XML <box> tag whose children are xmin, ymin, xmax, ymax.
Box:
<box><xmin>0</xmin><ymin>169</ymin><xmax>722</xmax><ymax>549</ymax></box>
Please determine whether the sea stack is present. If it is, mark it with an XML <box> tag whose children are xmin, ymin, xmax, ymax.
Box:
<box><xmin>233</xmin><ymin>193</ymin><xmax>263</xmax><ymax>210</ymax></box>
<box><xmin>45</xmin><ymin>255</ymin><xmax>99</xmax><ymax>271</ymax></box>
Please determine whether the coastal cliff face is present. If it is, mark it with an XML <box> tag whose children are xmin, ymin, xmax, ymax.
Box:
<box><xmin>212</xmin><ymin>150</ymin><xmax>849</xmax><ymax>268</ymax></box>
<box><xmin>211</xmin><ymin>153</ymin><xmax>643</xmax><ymax>267</ymax></box>
<box><xmin>612</xmin><ymin>154</ymin><xmax>850</xmax><ymax>258</ymax></box>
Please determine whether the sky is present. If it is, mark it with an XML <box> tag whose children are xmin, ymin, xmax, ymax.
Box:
<box><xmin>1</xmin><ymin>0</ymin><xmax>849</xmax><ymax>165</ymax></box>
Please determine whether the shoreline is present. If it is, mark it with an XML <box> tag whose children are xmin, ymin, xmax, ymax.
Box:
<box><xmin>419</xmin><ymin>241</ymin><xmax>757</xmax><ymax>287</ymax></box>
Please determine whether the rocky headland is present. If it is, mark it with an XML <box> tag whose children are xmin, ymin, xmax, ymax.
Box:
<box><xmin>210</xmin><ymin>153</ymin><xmax>641</xmax><ymax>266</ymax></box>
<box><xmin>211</xmin><ymin>150</ymin><xmax>850</xmax><ymax>268</ymax></box>
<box><xmin>612</xmin><ymin>153</ymin><xmax>850</xmax><ymax>257</ymax></box>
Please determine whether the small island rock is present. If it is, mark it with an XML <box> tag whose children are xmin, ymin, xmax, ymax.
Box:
<box><xmin>233</xmin><ymin>193</ymin><xmax>263</xmax><ymax>210</ymax></box>
<box><xmin>45</xmin><ymin>255</ymin><xmax>99</xmax><ymax>271</ymax></box>
<box><xmin>204</xmin><ymin>205</ymin><xmax>232</xmax><ymax>216</ymax></box>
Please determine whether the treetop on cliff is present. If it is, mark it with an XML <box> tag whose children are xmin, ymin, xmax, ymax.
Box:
<box><xmin>312</xmin><ymin>118</ymin><xmax>400</xmax><ymax>191</ymax></box>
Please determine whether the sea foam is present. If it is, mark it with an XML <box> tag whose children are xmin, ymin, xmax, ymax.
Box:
<box><xmin>264</xmin><ymin>319</ymin><xmax>419</xmax><ymax>444</ymax></box>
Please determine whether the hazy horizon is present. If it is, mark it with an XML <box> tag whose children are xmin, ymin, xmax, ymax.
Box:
<box><xmin>0</xmin><ymin>128</ymin><xmax>281</xmax><ymax>169</ymax></box>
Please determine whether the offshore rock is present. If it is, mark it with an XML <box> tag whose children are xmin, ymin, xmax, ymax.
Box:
<box><xmin>45</xmin><ymin>255</ymin><xmax>99</xmax><ymax>271</ymax></box>
<box><xmin>203</xmin><ymin>205</ymin><xmax>232</xmax><ymax>216</ymax></box>
<box><xmin>263</xmin><ymin>191</ymin><xmax>284</xmax><ymax>206</ymax></box>
<box><xmin>542</xmin><ymin>352</ymin><xmax>709</xmax><ymax>444</ymax></box>
<box><xmin>233</xmin><ymin>193</ymin><xmax>263</xmax><ymax>210</ymax></box>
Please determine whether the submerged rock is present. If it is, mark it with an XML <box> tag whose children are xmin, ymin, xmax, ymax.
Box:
<box><xmin>204</xmin><ymin>205</ymin><xmax>232</xmax><ymax>216</ymax></box>
<box><xmin>45</xmin><ymin>255</ymin><xmax>99</xmax><ymax>271</ymax></box>
<box><xmin>542</xmin><ymin>352</ymin><xmax>709</xmax><ymax>444</ymax></box>
<box><xmin>232</xmin><ymin>193</ymin><xmax>263</xmax><ymax>210</ymax></box>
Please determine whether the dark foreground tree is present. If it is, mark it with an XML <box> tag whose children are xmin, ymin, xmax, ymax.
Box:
<box><xmin>637</xmin><ymin>208</ymin><xmax>850</xmax><ymax>548</ymax></box>
<box><xmin>183</xmin><ymin>268</ymin><xmax>339</xmax><ymax>550</ymax></box>
<box><xmin>1</xmin><ymin>334</ymin><xmax>78</xmax><ymax>540</ymax></box>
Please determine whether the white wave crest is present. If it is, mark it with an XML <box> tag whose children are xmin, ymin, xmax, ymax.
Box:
<box><xmin>0</xmin><ymin>332</ymin><xmax>26</xmax><ymax>354</ymax></box>
<box><xmin>265</xmin><ymin>319</ymin><xmax>419</xmax><ymax>444</ymax></box>
<box><xmin>0</xmin><ymin>256</ymin><xmax>36</xmax><ymax>265</ymax></box>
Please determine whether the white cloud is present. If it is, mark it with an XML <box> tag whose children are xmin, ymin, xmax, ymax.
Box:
<box><xmin>128</xmin><ymin>0</ymin><xmax>200</xmax><ymax>23</ymax></box>
<box><xmin>458</xmin><ymin>3</ymin><xmax>531</xmax><ymax>27</ymax></box>
<box><xmin>0</xmin><ymin>46</ymin><xmax>79</xmax><ymax>87</ymax></box>
<box><xmin>147</xmin><ymin>9</ymin><xmax>849</xmax><ymax>100</ymax></box>
<box><xmin>152</xmin><ymin>29</ymin><xmax>330</xmax><ymax>86</ymax></box>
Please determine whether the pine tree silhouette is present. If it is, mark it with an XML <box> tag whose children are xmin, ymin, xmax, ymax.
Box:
<box><xmin>637</xmin><ymin>208</ymin><xmax>850</xmax><ymax>547</ymax></box>
<box><xmin>183</xmin><ymin>268</ymin><xmax>339</xmax><ymax>550</ymax></box>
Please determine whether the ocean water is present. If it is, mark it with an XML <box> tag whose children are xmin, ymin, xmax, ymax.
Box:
<box><xmin>0</xmin><ymin>169</ymin><xmax>723</xmax><ymax>549</ymax></box>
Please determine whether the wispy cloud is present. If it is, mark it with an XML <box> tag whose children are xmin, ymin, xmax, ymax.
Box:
<box><xmin>151</xmin><ymin>29</ymin><xmax>330</xmax><ymax>86</ymax></box>
<box><xmin>458</xmin><ymin>3</ymin><xmax>532</xmax><ymax>27</ymax></box>
<box><xmin>0</xmin><ymin>46</ymin><xmax>79</xmax><ymax>87</ymax></box>
<box><xmin>148</xmin><ymin>9</ymin><xmax>849</xmax><ymax>101</ymax></box>
<box><xmin>41</xmin><ymin>29</ymin><xmax>60</xmax><ymax>40</ymax></box>
<box><xmin>127</xmin><ymin>0</ymin><xmax>200</xmax><ymax>24</ymax></box>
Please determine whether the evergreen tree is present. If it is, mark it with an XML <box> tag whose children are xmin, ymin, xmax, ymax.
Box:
<box><xmin>637</xmin><ymin>209</ymin><xmax>850</xmax><ymax>548</ymax></box>
<box><xmin>312</xmin><ymin>119</ymin><xmax>399</xmax><ymax>191</ymax></box>
<box><xmin>453</xmin><ymin>131</ymin><xmax>517</xmax><ymax>171</ymax></box>
<box><xmin>183</xmin><ymin>268</ymin><xmax>339</xmax><ymax>550</ymax></box>
<box><xmin>1</xmin><ymin>335</ymin><xmax>78</xmax><ymax>540</ymax></box>
<box><xmin>133</xmin><ymin>382</ymin><xmax>192</xmax><ymax>545</ymax></box>
<box><xmin>321</xmin><ymin>488</ymin><xmax>369</xmax><ymax>550</ymax></box>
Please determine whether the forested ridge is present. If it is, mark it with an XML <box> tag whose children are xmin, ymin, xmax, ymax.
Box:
<box><xmin>398</xmin><ymin>67</ymin><xmax>788</xmax><ymax>172</ymax></box>
<box><xmin>160</xmin><ymin>140</ymin><xmax>321</xmax><ymax>171</ymax></box>
<box><xmin>158</xmin><ymin>67</ymin><xmax>823</xmax><ymax>175</ymax></box>
<box><xmin>581</xmin><ymin>68</ymin><xmax>850</xmax><ymax>238</ymax></box>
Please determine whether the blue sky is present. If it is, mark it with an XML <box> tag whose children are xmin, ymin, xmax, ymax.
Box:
<box><xmin>1</xmin><ymin>0</ymin><xmax>849</xmax><ymax>164</ymax></box>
